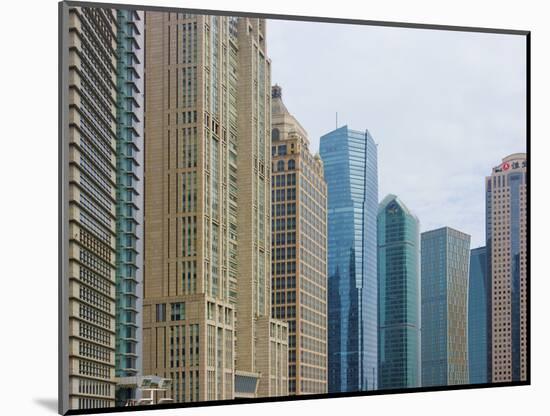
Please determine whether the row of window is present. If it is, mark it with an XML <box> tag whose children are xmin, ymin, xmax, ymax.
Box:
<box><xmin>273</xmin><ymin>261</ymin><xmax>297</xmax><ymax>275</ymax></box>
<box><xmin>79</xmin><ymin>322</ymin><xmax>111</xmax><ymax>345</ymax></box>
<box><xmin>79</xmin><ymin>285</ymin><xmax>111</xmax><ymax>313</ymax></box>
<box><xmin>272</xmin><ymin>231</ymin><xmax>296</xmax><ymax>246</ymax></box>
<box><xmin>169</xmin><ymin>369</ymin><xmax>200</xmax><ymax>403</ymax></box>
<box><xmin>80</xmin><ymin>248</ymin><xmax>111</xmax><ymax>280</ymax></box>
<box><xmin>78</xmin><ymin>378</ymin><xmax>112</xmax><ymax>397</ymax></box>
<box><xmin>272</xmin><ymin>173</ymin><xmax>296</xmax><ymax>187</ymax></box>
<box><xmin>78</xmin><ymin>358</ymin><xmax>111</xmax><ymax>380</ymax></box>
<box><xmin>77</xmin><ymin>397</ymin><xmax>111</xmax><ymax>410</ymax></box>
<box><xmin>80</xmin><ymin>303</ymin><xmax>111</xmax><ymax>329</ymax></box>
<box><xmin>79</xmin><ymin>213</ymin><xmax>111</xmax><ymax>251</ymax></box>
<box><xmin>272</xmin><ymin>202</ymin><xmax>296</xmax><ymax>217</ymax></box>
<box><xmin>272</xmin><ymin>275</ymin><xmax>297</xmax><ymax>290</ymax></box>
<box><xmin>272</xmin><ymin>188</ymin><xmax>296</xmax><ymax>202</ymax></box>
<box><xmin>79</xmin><ymin>267</ymin><xmax>111</xmax><ymax>296</ymax></box>
<box><xmin>272</xmin><ymin>246</ymin><xmax>296</xmax><ymax>261</ymax></box>
<box><xmin>273</xmin><ymin>217</ymin><xmax>296</xmax><ymax>231</ymax></box>
<box><xmin>79</xmin><ymin>340</ymin><xmax>111</xmax><ymax>363</ymax></box>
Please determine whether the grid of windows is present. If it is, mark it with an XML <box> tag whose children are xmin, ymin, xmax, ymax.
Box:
<box><xmin>271</xmin><ymin>90</ymin><xmax>327</xmax><ymax>394</ymax></box>
<box><xmin>68</xmin><ymin>6</ymin><xmax>119</xmax><ymax>410</ymax></box>
<box><xmin>487</xmin><ymin>157</ymin><xmax>527</xmax><ymax>383</ymax></box>
<box><xmin>421</xmin><ymin>227</ymin><xmax>470</xmax><ymax>387</ymax></box>
<box><xmin>319</xmin><ymin>126</ymin><xmax>378</xmax><ymax>393</ymax></box>
<box><xmin>377</xmin><ymin>196</ymin><xmax>421</xmax><ymax>389</ymax></box>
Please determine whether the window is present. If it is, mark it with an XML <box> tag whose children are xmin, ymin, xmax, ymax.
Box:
<box><xmin>272</xmin><ymin>128</ymin><xmax>280</xmax><ymax>141</ymax></box>
<box><xmin>171</xmin><ymin>302</ymin><xmax>185</xmax><ymax>321</ymax></box>
<box><xmin>277</xmin><ymin>160</ymin><xmax>285</xmax><ymax>171</ymax></box>
<box><xmin>156</xmin><ymin>304</ymin><xmax>166</xmax><ymax>322</ymax></box>
<box><xmin>288</xmin><ymin>159</ymin><xmax>295</xmax><ymax>170</ymax></box>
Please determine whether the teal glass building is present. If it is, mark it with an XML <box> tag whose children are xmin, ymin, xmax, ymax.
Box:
<box><xmin>115</xmin><ymin>9</ymin><xmax>144</xmax><ymax>405</ymax></box>
<box><xmin>377</xmin><ymin>195</ymin><xmax>421</xmax><ymax>389</ymax></box>
<box><xmin>421</xmin><ymin>227</ymin><xmax>470</xmax><ymax>387</ymax></box>
<box><xmin>319</xmin><ymin>125</ymin><xmax>378</xmax><ymax>393</ymax></box>
<box><xmin>468</xmin><ymin>246</ymin><xmax>489</xmax><ymax>384</ymax></box>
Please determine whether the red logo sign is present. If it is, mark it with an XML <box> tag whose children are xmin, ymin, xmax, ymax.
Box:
<box><xmin>502</xmin><ymin>162</ymin><xmax>510</xmax><ymax>171</ymax></box>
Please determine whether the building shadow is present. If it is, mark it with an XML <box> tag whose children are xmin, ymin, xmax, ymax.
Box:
<box><xmin>34</xmin><ymin>398</ymin><xmax>58</xmax><ymax>413</ymax></box>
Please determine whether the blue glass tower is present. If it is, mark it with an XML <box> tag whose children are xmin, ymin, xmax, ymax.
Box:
<box><xmin>421</xmin><ymin>227</ymin><xmax>470</xmax><ymax>387</ymax></box>
<box><xmin>377</xmin><ymin>195</ymin><xmax>421</xmax><ymax>389</ymax></box>
<box><xmin>115</xmin><ymin>9</ymin><xmax>144</xmax><ymax>406</ymax></box>
<box><xmin>468</xmin><ymin>246</ymin><xmax>488</xmax><ymax>384</ymax></box>
<box><xmin>319</xmin><ymin>125</ymin><xmax>378</xmax><ymax>393</ymax></box>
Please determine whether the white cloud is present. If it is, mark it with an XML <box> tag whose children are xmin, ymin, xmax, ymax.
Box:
<box><xmin>267</xmin><ymin>19</ymin><xmax>526</xmax><ymax>247</ymax></box>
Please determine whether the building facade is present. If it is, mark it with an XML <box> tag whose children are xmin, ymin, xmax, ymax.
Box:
<box><xmin>234</xmin><ymin>20</ymin><xmax>289</xmax><ymax>399</ymax></box>
<box><xmin>421</xmin><ymin>227</ymin><xmax>470</xmax><ymax>387</ymax></box>
<box><xmin>486</xmin><ymin>154</ymin><xmax>527</xmax><ymax>383</ymax></box>
<box><xmin>143</xmin><ymin>13</ymin><xmax>287</xmax><ymax>403</ymax></box>
<box><xmin>319</xmin><ymin>126</ymin><xmax>378</xmax><ymax>393</ymax></box>
<box><xmin>64</xmin><ymin>5</ymin><xmax>144</xmax><ymax>410</ymax></box>
<box><xmin>377</xmin><ymin>195</ymin><xmax>421</xmax><ymax>389</ymax></box>
<box><xmin>114</xmin><ymin>9</ymin><xmax>145</xmax><ymax>406</ymax></box>
<box><xmin>468</xmin><ymin>246</ymin><xmax>489</xmax><ymax>384</ymax></box>
<box><xmin>271</xmin><ymin>85</ymin><xmax>328</xmax><ymax>395</ymax></box>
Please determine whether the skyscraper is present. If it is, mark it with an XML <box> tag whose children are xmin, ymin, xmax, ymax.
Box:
<box><xmin>143</xmin><ymin>13</ymin><xmax>287</xmax><ymax>402</ymax></box>
<box><xmin>377</xmin><ymin>195</ymin><xmax>421</xmax><ymax>389</ymax></box>
<box><xmin>468</xmin><ymin>246</ymin><xmax>489</xmax><ymax>384</ymax></box>
<box><xmin>486</xmin><ymin>154</ymin><xmax>527</xmax><ymax>383</ymax></box>
<box><xmin>421</xmin><ymin>227</ymin><xmax>470</xmax><ymax>387</ymax></box>
<box><xmin>114</xmin><ymin>8</ymin><xmax>145</xmax><ymax>406</ymax></box>
<box><xmin>319</xmin><ymin>126</ymin><xmax>378</xmax><ymax>393</ymax></box>
<box><xmin>271</xmin><ymin>85</ymin><xmax>328</xmax><ymax>395</ymax></box>
<box><xmin>63</xmin><ymin>5</ymin><xmax>144</xmax><ymax>410</ymax></box>
<box><xmin>234</xmin><ymin>19</ymin><xmax>288</xmax><ymax>399</ymax></box>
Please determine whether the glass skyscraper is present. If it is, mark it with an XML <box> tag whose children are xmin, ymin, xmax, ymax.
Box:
<box><xmin>421</xmin><ymin>227</ymin><xmax>470</xmax><ymax>387</ymax></box>
<box><xmin>377</xmin><ymin>195</ymin><xmax>421</xmax><ymax>389</ymax></box>
<box><xmin>114</xmin><ymin>9</ymin><xmax>144</xmax><ymax>406</ymax></box>
<box><xmin>468</xmin><ymin>246</ymin><xmax>489</xmax><ymax>384</ymax></box>
<box><xmin>319</xmin><ymin>126</ymin><xmax>378</xmax><ymax>393</ymax></box>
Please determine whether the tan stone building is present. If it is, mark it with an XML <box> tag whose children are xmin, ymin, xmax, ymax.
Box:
<box><xmin>143</xmin><ymin>13</ymin><xmax>287</xmax><ymax>403</ymax></box>
<box><xmin>486</xmin><ymin>153</ymin><xmax>527</xmax><ymax>382</ymax></box>
<box><xmin>233</xmin><ymin>20</ymin><xmax>289</xmax><ymax>399</ymax></box>
<box><xmin>271</xmin><ymin>86</ymin><xmax>328</xmax><ymax>394</ymax></box>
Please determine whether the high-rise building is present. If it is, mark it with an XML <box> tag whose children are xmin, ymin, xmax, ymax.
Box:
<box><xmin>486</xmin><ymin>154</ymin><xmax>527</xmax><ymax>383</ymax></box>
<box><xmin>377</xmin><ymin>195</ymin><xmax>421</xmax><ymax>389</ymax></box>
<box><xmin>233</xmin><ymin>19</ymin><xmax>288</xmax><ymax>399</ymax></box>
<box><xmin>271</xmin><ymin>85</ymin><xmax>328</xmax><ymax>395</ymax></box>
<box><xmin>421</xmin><ymin>227</ymin><xmax>470</xmax><ymax>387</ymax></box>
<box><xmin>468</xmin><ymin>246</ymin><xmax>489</xmax><ymax>384</ymax></box>
<box><xmin>319</xmin><ymin>126</ymin><xmax>378</xmax><ymax>393</ymax></box>
<box><xmin>114</xmin><ymin>9</ymin><xmax>145</xmax><ymax>406</ymax></box>
<box><xmin>143</xmin><ymin>13</ymin><xmax>287</xmax><ymax>403</ymax></box>
<box><xmin>63</xmin><ymin>5</ymin><xmax>144</xmax><ymax>410</ymax></box>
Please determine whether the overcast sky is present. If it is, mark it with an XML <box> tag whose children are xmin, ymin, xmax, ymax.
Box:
<box><xmin>267</xmin><ymin>19</ymin><xmax>526</xmax><ymax>248</ymax></box>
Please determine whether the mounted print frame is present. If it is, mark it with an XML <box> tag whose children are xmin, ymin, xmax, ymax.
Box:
<box><xmin>59</xmin><ymin>1</ymin><xmax>530</xmax><ymax>414</ymax></box>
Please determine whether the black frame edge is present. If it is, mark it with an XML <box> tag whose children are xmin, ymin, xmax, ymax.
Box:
<box><xmin>62</xmin><ymin>0</ymin><xmax>530</xmax><ymax>35</ymax></box>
